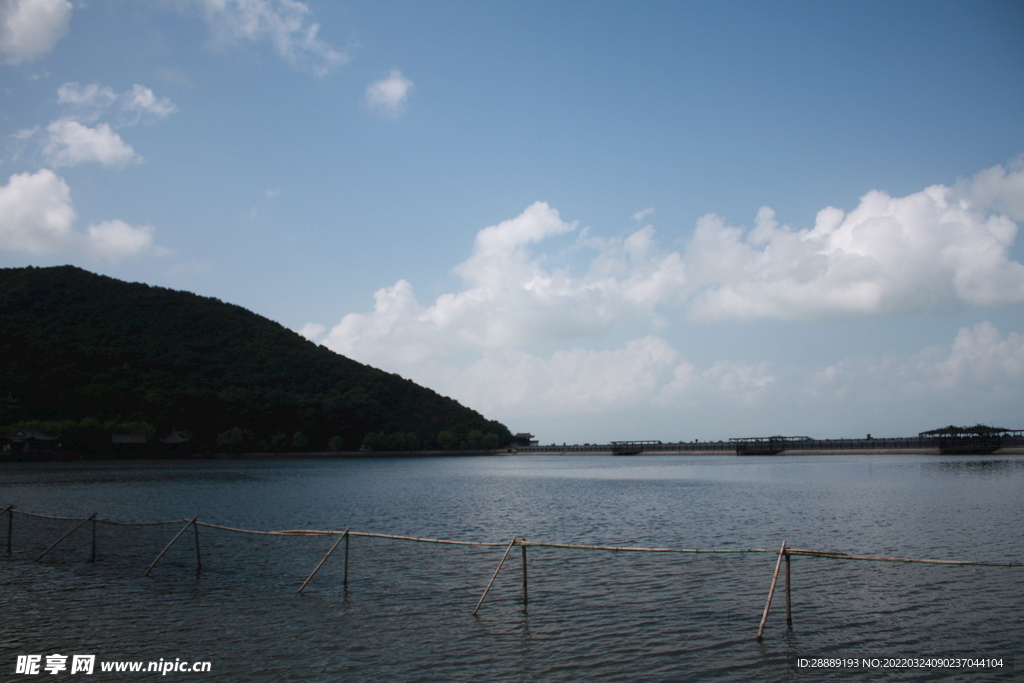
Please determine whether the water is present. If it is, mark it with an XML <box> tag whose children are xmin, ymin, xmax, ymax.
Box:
<box><xmin>2</xmin><ymin>454</ymin><xmax>1022</xmax><ymax>681</ymax></box>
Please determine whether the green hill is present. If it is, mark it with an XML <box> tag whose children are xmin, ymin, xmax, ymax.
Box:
<box><xmin>0</xmin><ymin>265</ymin><xmax>511</xmax><ymax>454</ymax></box>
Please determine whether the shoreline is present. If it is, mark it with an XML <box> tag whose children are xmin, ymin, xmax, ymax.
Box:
<box><xmin>4</xmin><ymin>447</ymin><xmax>1024</xmax><ymax>463</ymax></box>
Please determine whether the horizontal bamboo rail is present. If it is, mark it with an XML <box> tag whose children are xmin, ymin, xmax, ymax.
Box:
<box><xmin>4</xmin><ymin>507</ymin><xmax>1020</xmax><ymax>567</ymax></box>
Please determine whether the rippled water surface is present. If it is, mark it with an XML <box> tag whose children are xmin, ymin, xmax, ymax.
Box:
<box><xmin>2</xmin><ymin>454</ymin><xmax>1022</xmax><ymax>681</ymax></box>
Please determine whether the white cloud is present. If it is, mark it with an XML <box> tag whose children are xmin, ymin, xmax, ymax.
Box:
<box><xmin>56</xmin><ymin>82</ymin><xmax>117</xmax><ymax>114</ymax></box>
<box><xmin>809</xmin><ymin>321</ymin><xmax>1024</xmax><ymax>424</ymax></box>
<box><xmin>398</xmin><ymin>323</ymin><xmax>1020</xmax><ymax>440</ymax></box>
<box><xmin>896</xmin><ymin>321</ymin><xmax>1024</xmax><ymax>403</ymax></box>
<box><xmin>42</xmin><ymin>118</ymin><xmax>140</xmax><ymax>167</ymax></box>
<box><xmin>188</xmin><ymin>0</ymin><xmax>348</xmax><ymax>75</ymax></box>
<box><xmin>21</xmin><ymin>83</ymin><xmax>175</xmax><ymax>167</ymax></box>
<box><xmin>56</xmin><ymin>82</ymin><xmax>177</xmax><ymax>123</ymax></box>
<box><xmin>0</xmin><ymin>0</ymin><xmax>72</xmax><ymax>65</ymax></box>
<box><xmin>311</xmin><ymin>163</ymin><xmax>1024</xmax><ymax>369</ymax></box>
<box><xmin>438</xmin><ymin>337</ymin><xmax>775</xmax><ymax>419</ymax></box>
<box><xmin>365</xmin><ymin>69</ymin><xmax>413</xmax><ymax>117</ymax></box>
<box><xmin>312</xmin><ymin>201</ymin><xmax>688</xmax><ymax>366</ymax></box>
<box><xmin>303</xmin><ymin>163</ymin><xmax>1024</xmax><ymax>436</ymax></box>
<box><xmin>84</xmin><ymin>220</ymin><xmax>158</xmax><ymax>260</ymax></box>
<box><xmin>298</xmin><ymin>322</ymin><xmax>326</xmax><ymax>341</ymax></box>
<box><xmin>953</xmin><ymin>156</ymin><xmax>1024</xmax><ymax>222</ymax></box>
<box><xmin>632</xmin><ymin>207</ymin><xmax>655</xmax><ymax>222</ymax></box>
<box><xmin>122</xmin><ymin>84</ymin><xmax>178</xmax><ymax>120</ymax></box>
<box><xmin>0</xmin><ymin>167</ymin><xmax>75</xmax><ymax>252</ymax></box>
<box><xmin>316</xmin><ymin>319</ymin><xmax>1022</xmax><ymax>438</ymax></box>
<box><xmin>436</xmin><ymin>337</ymin><xmax>680</xmax><ymax>417</ymax></box>
<box><xmin>685</xmin><ymin>163</ymin><xmax>1024</xmax><ymax>319</ymax></box>
<box><xmin>0</xmin><ymin>169</ymin><xmax>159</xmax><ymax>260</ymax></box>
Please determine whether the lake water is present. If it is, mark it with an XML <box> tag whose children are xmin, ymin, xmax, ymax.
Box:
<box><xmin>2</xmin><ymin>454</ymin><xmax>1022</xmax><ymax>681</ymax></box>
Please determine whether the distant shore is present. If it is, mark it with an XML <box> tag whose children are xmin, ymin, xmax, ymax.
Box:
<box><xmin>6</xmin><ymin>446</ymin><xmax>1024</xmax><ymax>463</ymax></box>
<box><xmin>515</xmin><ymin>447</ymin><xmax>1024</xmax><ymax>456</ymax></box>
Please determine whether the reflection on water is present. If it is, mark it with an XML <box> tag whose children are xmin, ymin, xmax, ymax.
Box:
<box><xmin>1</xmin><ymin>454</ymin><xmax>1021</xmax><ymax>681</ymax></box>
<box><xmin>922</xmin><ymin>457</ymin><xmax>1024</xmax><ymax>475</ymax></box>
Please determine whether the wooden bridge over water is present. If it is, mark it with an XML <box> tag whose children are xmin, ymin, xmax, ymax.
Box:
<box><xmin>521</xmin><ymin>431</ymin><xmax>1024</xmax><ymax>456</ymax></box>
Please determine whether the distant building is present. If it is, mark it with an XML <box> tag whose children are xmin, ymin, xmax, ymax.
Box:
<box><xmin>513</xmin><ymin>432</ymin><xmax>538</xmax><ymax>447</ymax></box>
<box><xmin>160</xmin><ymin>428</ymin><xmax>190</xmax><ymax>444</ymax></box>
<box><xmin>160</xmin><ymin>428</ymin><xmax>191</xmax><ymax>455</ymax></box>
<box><xmin>2</xmin><ymin>428</ymin><xmax>60</xmax><ymax>455</ymax></box>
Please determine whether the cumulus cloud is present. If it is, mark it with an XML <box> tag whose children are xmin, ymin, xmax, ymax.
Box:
<box><xmin>311</xmin><ymin>201</ymin><xmax>687</xmax><ymax>366</ymax></box>
<box><xmin>0</xmin><ymin>169</ymin><xmax>159</xmax><ymax>260</ymax></box>
<box><xmin>809</xmin><ymin>321</ymin><xmax>1024</xmax><ymax>421</ymax></box>
<box><xmin>685</xmin><ymin>163</ymin><xmax>1024</xmax><ymax>319</ymax></box>
<box><xmin>187</xmin><ymin>0</ymin><xmax>348</xmax><ymax>75</ymax></box>
<box><xmin>316</xmin><ymin>318</ymin><xmax>1021</xmax><ymax>438</ymax></box>
<box><xmin>371</xmin><ymin>322</ymin><xmax>1020</xmax><ymax>439</ymax></box>
<box><xmin>308</xmin><ymin>163</ymin><xmax>1024</xmax><ymax>374</ymax></box>
<box><xmin>953</xmin><ymin>156</ymin><xmax>1024</xmax><ymax>222</ymax></box>
<box><xmin>365</xmin><ymin>69</ymin><xmax>413</xmax><ymax>117</ymax></box>
<box><xmin>0</xmin><ymin>0</ymin><xmax>72</xmax><ymax>65</ymax></box>
<box><xmin>442</xmin><ymin>337</ymin><xmax>776</xmax><ymax>419</ymax></box>
<box><xmin>18</xmin><ymin>83</ymin><xmax>175</xmax><ymax>167</ymax></box>
<box><xmin>42</xmin><ymin>118</ymin><xmax>139</xmax><ymax>167</ymax></box>
<box><xmin>302</xmin><ymin>162</ymin><xmax>1024</xmax><ymax>435</ymax></box>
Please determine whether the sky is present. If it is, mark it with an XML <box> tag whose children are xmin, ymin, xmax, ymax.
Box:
<box><xmin>2</xmin><ymin>0</ymin><xmax>1023</xmax><ymax>443</ymax></box>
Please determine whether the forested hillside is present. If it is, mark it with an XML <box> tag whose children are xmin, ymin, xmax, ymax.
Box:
<box><xmin>0</xmin><ymin>266</ymin><xmax>510</xmax><ymax>454</ymax></box>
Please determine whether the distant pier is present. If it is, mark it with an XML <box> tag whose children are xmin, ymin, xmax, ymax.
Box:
<box><xmin>520</xmin><ymin>432</ymin><xmax>1024</xmax><ymax>456</ymax></box>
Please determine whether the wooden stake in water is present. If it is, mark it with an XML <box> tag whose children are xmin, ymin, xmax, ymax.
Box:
<box><xmin>473</xmin><ymin>537</ymin><xmax>518</xmax><ymax>616</ymax></box>
<box><xmin>343</xmin><ymin>531</ymin><xmax>350</xmax><ymax>589</ymax></box>
<box><xmin>298</xmin><ymin>529</ymin><xmax>349</xmax><ymax>594</ymax></box>
<box><xmin>785</xmin><ymin>551</ymin><xmax>792</xmax><ymax>629</ymax></box>
<box><xmin>756</xmin><ymin>539</ymin><xmax>787</xmax><ymax>641</ymax></box>
<box><xmin>4</xmin><ymin>506</ymin><xmax>11</xmax><ymax>554</ymax></box>
<box><xmin>91</xmin><ymin>515</ymin><xmax>97</xmax><ymax>562</ymax></box>
<box><xmin>36</xmin><ymin>513</ymin><xmax>96</xmax><ymax>562</ymax></box>
<box><xmin>193</xmin><ymin>519</ymin><xmax>202</xmax><ymax>575</ymax></box>
<box><xmin>521</xmin><ymin>539</ymin><xmax>528</xmax><ymax>609</ymax></box>
<box><xmin>145</xmin><ymin>515</ymin><xmax>199</xmax><ymax>577</ymax></box>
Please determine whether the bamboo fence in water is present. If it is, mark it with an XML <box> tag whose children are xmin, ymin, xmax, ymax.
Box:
<box><xmin>2</xmin><ymin>505</ymin><xmax>1020</xmax><ymax>640</ymax></box>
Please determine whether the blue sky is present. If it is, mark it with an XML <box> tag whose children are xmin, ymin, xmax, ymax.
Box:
<box><xmin>2</xmin><ymin>0</ymin><xmax>1023</xmax><ymax>442</ymax></box>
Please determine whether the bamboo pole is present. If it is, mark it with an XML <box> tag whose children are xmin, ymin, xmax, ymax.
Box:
<box><xmin>784</xmin><ymin>548</ymin><xmax>1014</xmax><ymax>566</ymax></box>
<box><xmin>473</xmin><ymin>537</ymin><xmax>518</xmax><ymax>616</ymax></box>
<box><xmin>343</xmin><ymin>531</ymin><xmax>350</xmax><ymax>589</ymax></box>
<box><xmin>36</xmin><ymin>513</ymin><xmax>95</xmax><ymax>562</ymax></box>
<box><xmin>145</xmin><ymin>515</ymin><xmax>199</xmax><ymax>577</ymax></box>
<box><xmin>521</xmin><ymin>539</ymin><xmax>528</xmax><ymax>609</ymax></box>
<box><xmin>4</xmin><ymin>506</ymin><xmax>11</xmax><ymax>554</ymax></box>
<box><xmin>756</xmin><ymin>539</ymin><xmax>787</xmax><ymax>641</ymax></box>
<box><xmin>298</xmin><ymin>529</ymin><xmax>349</xmax><ymax>594</ymax></box>
<box><xmin>90</xmin><ymin>515</ymin><xmax>96</xmax><ymax>562</ymax></box>
<box><xmin>782</xmin><ymin>552</ymin><xmax>790</xmax><ymax>626</ymax></box>
<box><xmin>193</xmin><ymin>517</ymin><xmax>201</xmax><ymax>575</ymax></box>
